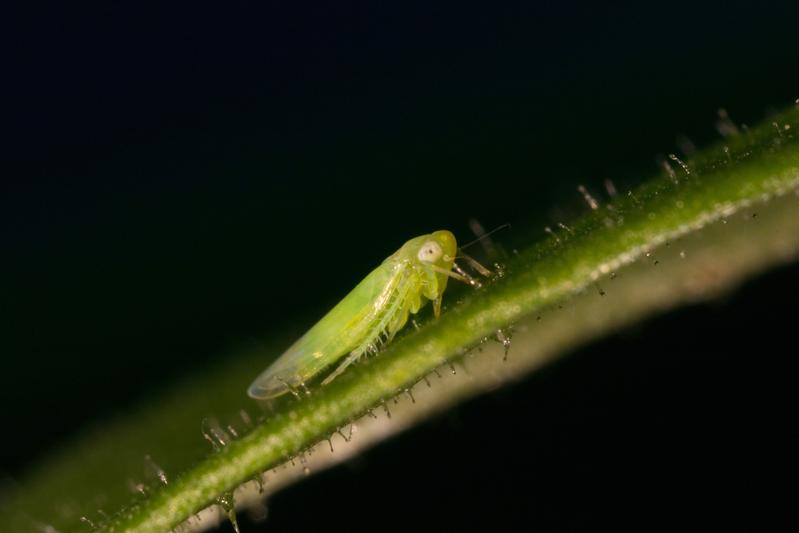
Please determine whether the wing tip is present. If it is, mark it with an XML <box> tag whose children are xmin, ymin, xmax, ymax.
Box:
<box><xmin>247</xmin><ymin>375</ymin><xmax>290</xmax><ymax>400</ymax></box>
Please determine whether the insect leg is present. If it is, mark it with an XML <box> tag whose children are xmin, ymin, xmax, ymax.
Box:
<box><xmin>428</xmin><ymin>264</ymin><xmax>480</xmax><ymax>287</ymax></box>
<box><xmin>276</xmin><ymin>378</ymin><xmax>303</xmax><ymax>400</ymax></box>
<box><xmin>451</xmin><ymin>263</ymin><xmax>481</xmax><ymax>287</ymax></box>
<box><xmin>456</xmin><ymin>252</ymin><xmax>494</xmax><ymax>277</ymax></box>
<box><xmin>323</xmin><ymin>283</ymin><xmax>409</xmax><ymax>385</ymax></box>
<box><xmin>321</xmin><ymin>349</ymin><xmax>364</xmax><ymax>386</ymax></box>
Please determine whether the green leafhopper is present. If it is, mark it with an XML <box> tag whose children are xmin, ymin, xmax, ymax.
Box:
<box><xmin>248</xmin><ymin>230</ymin><xmax>480</xmax><ymax>399</ymax></box>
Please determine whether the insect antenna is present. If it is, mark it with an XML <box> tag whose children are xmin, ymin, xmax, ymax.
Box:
<box><xmin>468</xmin><ymin>218</ymin><xmax>498</xmax><ymax>258</ymax></box>
<box><xmin>458</xmin><ymin>223</ymin><xmax>511</xmax><ymax>251</ymax></box>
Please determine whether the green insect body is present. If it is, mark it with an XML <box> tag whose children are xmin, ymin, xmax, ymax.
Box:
<box><xmin>248</xmin><ymin>230</ymin><xmax>462</xmax><ymax>399</ymax></box>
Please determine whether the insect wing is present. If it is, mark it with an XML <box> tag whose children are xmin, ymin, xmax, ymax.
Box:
<box><xmin>247</xmin><ymin>261</ymin><xmax>404</xmax><ymax>399</ymax></box>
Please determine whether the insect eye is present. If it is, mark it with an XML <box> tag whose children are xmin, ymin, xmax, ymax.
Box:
<box><xmin>417</xmin><ymin>241</ymin><xmax>443</xmax><ymax>263</ymax></box>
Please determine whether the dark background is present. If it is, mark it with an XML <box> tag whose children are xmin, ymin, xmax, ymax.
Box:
<box><xmin>2</xmin><ymin>1</ymin><xmax>798</xmax><ymax>531</ymax></box>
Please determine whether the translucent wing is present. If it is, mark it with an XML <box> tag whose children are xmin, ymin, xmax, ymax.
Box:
<box><xmin>247</xmin><ymin>260</ymin><xmax>410</xmax><ymax>399</ymax></box>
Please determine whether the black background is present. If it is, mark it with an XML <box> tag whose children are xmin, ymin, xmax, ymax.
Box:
<box><xmin>2</xmin><ymin>1</ymin><xmax>798</xmax><ymax>531</ymax></box>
